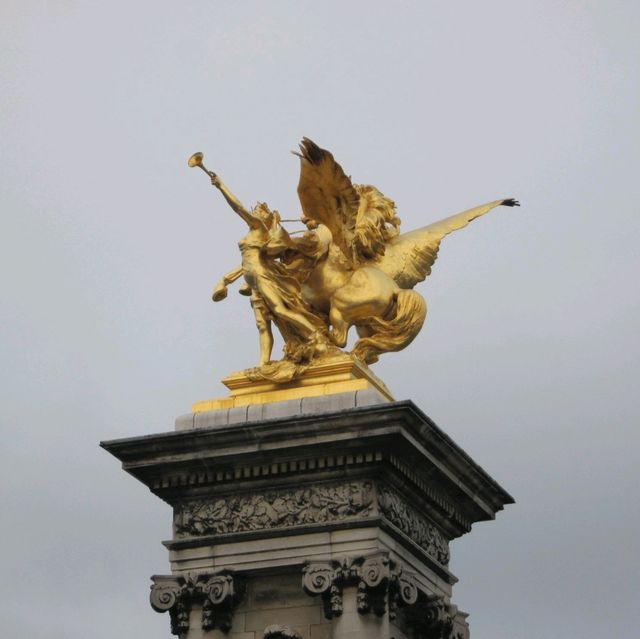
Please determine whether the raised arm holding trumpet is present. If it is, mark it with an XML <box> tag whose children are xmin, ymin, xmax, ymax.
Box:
<box><xmin>188</xmin><ymin>151</ymin><xmax>332</xmax><ymax>370</ymax></box>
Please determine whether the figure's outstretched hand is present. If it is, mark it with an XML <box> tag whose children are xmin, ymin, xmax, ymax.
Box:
<box><xmin>210</xmin><ymin>173</ymin><xmax>221</xmax><ymax>188</ymax></box>
<box><xmin>501</xmin><ymin>198</ymin><xmax>520</xmax><ymax>207</ymax></box>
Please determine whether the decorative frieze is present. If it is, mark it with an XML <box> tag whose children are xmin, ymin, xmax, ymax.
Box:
<box><xmin>378</xmin><ymin>485</ymin><xmax>450</xmax><ymax>565</ymax></box>
<box><xmin>302</xmin><ymin>553</ymin><xmax>418</xmax><ymax>620</ymax></box>
<box><xmin>150</xmin><ymin>571</ymin><xmax>243</xmax><ymax>635</ymax></box>
<box><xmin>175</xmin><ymin>481</ymin><xmax>374</xmax><ymax>537</ymax></box>
<box><xmin>173</xmin><ymin>481</ymin><xmax>450</xmax><ymax>568</ymax></box>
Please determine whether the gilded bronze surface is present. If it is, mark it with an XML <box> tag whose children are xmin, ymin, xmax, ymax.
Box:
<box><xmin>189</xmin><ymin>139</ymin><xmax>518</xmax><ymax>384</ymax></box>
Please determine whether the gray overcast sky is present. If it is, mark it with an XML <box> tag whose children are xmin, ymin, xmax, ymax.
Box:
<box><xmin>1</xmin><ymin>2</ymin><xmax>638</xmax><ymax>637</ymax></box>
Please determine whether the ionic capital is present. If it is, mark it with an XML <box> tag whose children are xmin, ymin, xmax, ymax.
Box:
<box><xmin>149</xmin><ymin>570</ymin><xmax>243</xmax><ymax>636</ymax></box>
<box><xmin>302</xmin><ymin>553</ymin><xmax>419</xmax><ymax>620</ymax></box>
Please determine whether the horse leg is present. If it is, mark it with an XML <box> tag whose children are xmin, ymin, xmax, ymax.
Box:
<box><xmin>329</xmin><ymin>306</ymin><xmax>350</xmax><ymax>347</ymax></box>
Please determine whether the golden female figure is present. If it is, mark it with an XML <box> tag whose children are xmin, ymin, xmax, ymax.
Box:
<box><xmin>208</xmin><ymin>172</ymin><xmax>331</xmax><ymax>370</ymax></box>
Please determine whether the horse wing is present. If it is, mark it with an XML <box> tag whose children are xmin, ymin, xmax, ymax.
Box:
<box><xmin>373</xmin><ymin>199</ymin><xmax>516</xmax><ymax>289</ymax></box>
<box><xmin>295</xmin><ymin>138</ymin><xmax>360</xmax><ymax>261</ymax></box>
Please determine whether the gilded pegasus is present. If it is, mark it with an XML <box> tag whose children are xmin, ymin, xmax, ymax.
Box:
<box><xmin>294</xmin><ymin>138</ymin><xmax>519</xmax><ymax>364</ymax></box>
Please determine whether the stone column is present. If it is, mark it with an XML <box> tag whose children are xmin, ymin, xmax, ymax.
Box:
<box><xmin>332</xmin><ymin>586</ymin><xmax>389</xmax><ymax>639</ymax></box>
<box><xmin>102</xmin><ymin>394</ymin><xmax>512</xmax><ymax>638</ymax></box>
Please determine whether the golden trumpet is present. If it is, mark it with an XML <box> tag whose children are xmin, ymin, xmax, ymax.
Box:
<box><xmin>188</xmin><ymin>151</ymin><xmax>215</xmax><ymax>178</ymax></box>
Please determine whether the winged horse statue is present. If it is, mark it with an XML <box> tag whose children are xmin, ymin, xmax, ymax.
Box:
<box><xmin>189</xmin><ymin>138</ymin><xmax>518</xmax><ymax>379</ymax></box>
<box><xmin>294</xmin><ymin>138</ymin><xmax>519</xmax><ymax>365</ymax></box>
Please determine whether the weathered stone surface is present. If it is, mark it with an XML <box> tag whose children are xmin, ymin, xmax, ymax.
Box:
<box><xmin>354</xmin><ymin>389</ymin><xmax>388</xmax><ymax>407</ymax></box>
<box><xmin>244</xmin><ymin>605</ymin><xmax>323</xmax><ymax>632</ymax></box>
<box><xmin>176</xmin><ymin>389</ymin><xmax>390</xmax><ymax>432</ymax></box>
<box><xmin>332</xmin><ymin>587</ymin><xmax>390</xmax><ymax>638</ymax></box>
<box><xmin>251</xmin><ymin>575</ymin><xmax>316</xmax><ymax>610</ymax></box>
<box><xmin>175</xmin><ymin>413</ymin><xmax>196</xmax><ymax>430</ymax></box>
<box><xmin>300</xmin><ymin>392</ymin><xmax>357</xmax><ymax>414</ymax></box>
<box><xmin>228</xmin><ymin>405</ymin><xmax>249</xmax><ymax>425</ymax></box>
<box><xmin>194</xmin><ymin>408</ymin><xmax>230</xmax><ymax>430</ymax></box>
<box><xmin>261</xmin><ymin>398</ymin><xmax>304</xmax><ymax>421</ymax></box>
<box><xmin>309</xmin><ymin>624</ymin><xmax>332</xmax><ymax>639</ymax></box>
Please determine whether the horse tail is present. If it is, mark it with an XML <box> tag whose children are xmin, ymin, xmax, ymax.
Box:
<box><xmin>352</xmin><ymin>290</ymin><xmax>427</xmax><ymax>364</ymax></box>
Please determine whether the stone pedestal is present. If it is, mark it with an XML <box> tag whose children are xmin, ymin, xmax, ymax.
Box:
<box><xmin>102</xmin><ymin>394</ymin><xmax>513</xmax><ymax>639</ymax></box>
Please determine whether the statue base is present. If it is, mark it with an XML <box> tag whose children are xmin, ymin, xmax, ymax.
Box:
<box><xmin>102</xmin><ymin>396</ymin><xmax>513</xmax><ymax>639</ymax></box>
<box><xmin>192</xmin><ymin>355</ymin><xmax>394</xmax><ymax>412</ymax></box>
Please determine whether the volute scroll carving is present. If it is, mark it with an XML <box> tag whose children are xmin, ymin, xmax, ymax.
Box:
<box><xmin>389</xmin><ymin>566</ymin><xmax>419</xmax><ymax>620</ymax></box>
<box><xmin>302</xmin><ymin>553</ymin><xmax>419</xmax><ymax>620</ymax></box>
<box><xmin>149</xmin><ymin>570</ymin><xmax>244</xmax><ymax>636</ymax></box>
<box><xmin>150</xmin><ymin>575</ymin><xmax>190</xmax><ymax>636</ymax></box>
<box><xmin>302</xmin><ymin>560</ymin><xmax>346</xmax><ymax>619</ymax></box>
<box><xmin>352</xmin><ymin>555</ymin><xmax>391</xmax><ymax>616</ymax></box>
<box><xmin>149</xmin><ymin>577</ymin><xmax>182</xmax><ymax>612</ymax></box>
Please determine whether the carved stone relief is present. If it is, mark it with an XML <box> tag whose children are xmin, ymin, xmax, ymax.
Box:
<box><xmin>175</xmin><ymin>481</ymin><xmax>374</xmax><ymax>537</ymax></box>
<box><xmin>378</xmin><ymin>485</ymin><xmax>450</xmax><ymax>565</ymax></box>
<box><xmin>150</xmin><ymin>571</ymin><xmax>243</xmax><ymax>635</ymax></box>
<box><xmin>174</xmin><ymin>480</ymin><xmax>450</xmax><ymax>568</ymax></box>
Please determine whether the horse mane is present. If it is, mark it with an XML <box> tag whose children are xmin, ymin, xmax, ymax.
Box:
<box><xmin>353</xmin><ymin>184</ymin><xmax>401</xmax><ymax>261</ymax></box>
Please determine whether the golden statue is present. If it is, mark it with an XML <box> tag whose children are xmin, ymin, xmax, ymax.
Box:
<box><xmin>189</xmin><ymin>139</ymin><xmax>518</xmax><ymax>387</ymax></box>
